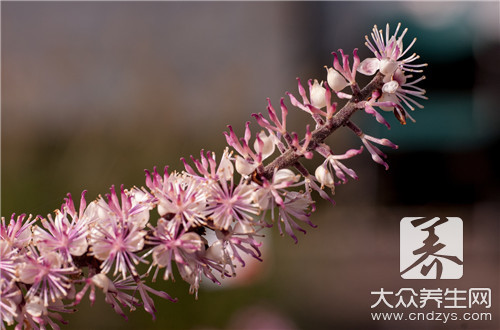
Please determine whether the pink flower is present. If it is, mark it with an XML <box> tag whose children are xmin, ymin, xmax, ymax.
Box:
<box><xmin>253</xmin><ymin>169</ymin><xmax>316</xmax><ymax>243</ymax></box>
<box><xmin>0</xmin><ymin>241</ymin><xmax>18</xmax><ymax>282</ymax></box>
<box><xmin>146</xmin><ymin>168</ymin><xmax>209</xmax><ymax>231</ymax></box>
<box><xmin>206</xmin><ymin>178</ymin><xmax>258</xmax><ymax>231</ymax></box>
<box><xmin>224</xmin><ymin>123</ymin><xmax>276</xmax><ymax>176</ymax></box>
<box><xmin>146</xmin><ymin>219</ymin><xmax>205</xmax><ymax>282</ymax></box>
<box><xmin>378</xmin><ymin>69</ymin><xmax>427</xmax><ymax>113</ymax></box>
<box><xmin>254</xmin><ymin>169</ymin><xmax>299</xmax><ymax>213</ymax></box>
<box><xmin>117</xmin><ymin>276</ymin><xmax>177</xmax><ymax>320</ymax></box>
<box><xmin>89</xmin><ymin>220</ymin><xmax>146</xmax><ymax>279</ymax></box>
<box><xmin>0</xmin><ymin>213</ymin><xmax>37</xmax><ymax>249</ymax></box>
<box><xmin>74</xmin><ymin>274</ymin><xmax>103</xmax><ymax>306</ymax></box>
<box><xmin>332</xmin><ymin>48</ymin><xmax>360</xmax><ymax>84</ymax></box>
<box><xmin>314</xmin><ymin>147</ymin><xmax>363</xmax><ymax>190</ymax></box>
<box><xmin>359</xmin><ymin>23</ymin><xmax>427</xmax><ymax>76</ymax></box>
<box><xmin>77</xmin><ymin>273</ymin><xmax>140</xmax><ymax>320</ymax></box>
<box><xmin>277</xmin><ymin>191</ymin><xmax>316</xmax><ymax>244</ymax></box>
<box><xmin>286</xmin><ymin>78</ymin><xmax>334</xmax><ymax>125</ymax></box>
<box><xmin>181</xmin><ymin>148</ymin><xmax>234</xmax><ymax>182</ymax></box>
<box><xmin>0</xmin><ymin>279</ymin><xmax>22</xmax><ymax>328</ymax></box>
<box><xmin>18</xmin><ymin>248</ymin><xmax>78</xmax><ymax>307</ymax></box>
<box><xmin>89</xmin><ymin>186</ymin><xmax>149</xmax><ymax>279</ymax></box>
<box><xmin>34</xmin><ymin>192</ymin><xmax>92</xmax><ymax>265</ymax></box>
<box><xmin>360</xmin><ymin>134</ymin><xmax>398</xmax><ymax>170</ymax></box>
<box><xmin>206</xmin><ymin>224</ymin><xmax>263</xmax><ymax>276</ymax></box>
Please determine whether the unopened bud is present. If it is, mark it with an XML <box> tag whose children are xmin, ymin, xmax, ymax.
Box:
<box><xmin>180</xmin><ymin>232</ymin><xmax>204</xmax><ymax>254</ymax></box>
<box><xmin>378</xmin><ymin>92</ymin><xmax>399</xmax><ymax>112</ymax></box>
<box><xmin>314</xmin><ymin>164</ymin><xmax>334</xmax><ymax>188</ymax></box>
<box><xmin>379</xmin><ymin>58</ymin><xmax>398</xmax><ymax>76</ymax></box>
<box><xmin>326</xmin><ymin>67</ymin><xmax>349</xmax><ymax>92</ymax></box>
<box><xmin>357</xmin><ymin>58</ymin><xmax>380</xmax><ymax>76</ymax></box>
<box><xmin>394</xmin><ymin>105</ymin><xmax>407</xmax><ymax>125</ymax></box>
<box><xmin>382</xmin><ymin>80</ymin><xmax>399</xmax><ymax>94</ymax></box>
<box><xmin>217</xmin><ymin>149</ymin><xmax>234</xmax><ymax>181</ymax></box>
<box><xmin>274</xmin><ymin>169</ymin><xmax>299</xmax><ymax>185</ymax></box>
<box><xmin>235</xmin><ymin>156</ymin><xmax>257</xmax><ymax>176</ymax></box>
<box><xmin>310</xmin><ymin>79</ymin><xmax>327</xmax><ymax>108</ymax></box>
<box><xmin>254</xmin><ymin>131</ymin><xmax>275</xmax><ymax>160</ymax></box>
<box><xmin>205</xmin><ymin>240</ymin><xmax>225</xmax><ymax>264</ymax></box>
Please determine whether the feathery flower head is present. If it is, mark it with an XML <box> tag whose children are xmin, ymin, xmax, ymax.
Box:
<box><xmin>34</xmin><ymin>192</ymin><xmax>93</xmax><ymax>265</ymax></box>
<box><xmin>359</xmin><ymin>23</ymin><xmax>427</xmax><ymax>76</ymax></box>
<box><xmin>0</xmin><ymin>213</ymin><xmax>37</xmax><ymax>250</ymax></box>
<box><xmin>206</xmin><ymin>179</ymin><xmax>259</xmax><ymax>231</ymax></box>
<box><xmin>378</xmin><ymin>69</ymin><xmax>428</xmax><ymax>113</ymax></box>
<box><xmin>89</xmin><ymin>186</ymin><xmax>149</xmax><ymax>279</ymax></box>
<box><xmin>18</xmin><ymin>247</ymin><xmax>78</xmax><ymax>307</ymax></box>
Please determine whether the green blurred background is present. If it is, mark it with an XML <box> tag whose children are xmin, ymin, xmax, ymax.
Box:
<box><xmin>2</xmin><ymin>2</ymin><xmax>500</xmax><ymax>329</ymax></box>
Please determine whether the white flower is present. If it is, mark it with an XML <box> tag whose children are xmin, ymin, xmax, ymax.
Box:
<box><xmin>253</xmin><ymin>131</ymin><xmax>275</xmax><ymax>160</ymax></box>
<box><xmin>326</xmin><ymin>66</ymin><xmax>349</xmax><ymax>92</ymax></box>
<box><xmin>377</xmin><ymin>69</ymin><xmax>427</xmax><ymax>112</ymax></box>
<box><xmin>358</xmin><ymin>23</ymin><xmax>426</xmax><ymax>76</ymax></box>
<box><xmin>382</xmin><ymin>80</ymin><xmax>400</xmax><ymax>94</ymax></box>
<box><xmin>310</xmin><ymin>79</ymin><xmax>327</xmax><ymax>108</ymax></box>
<box><xmin>314</xmin><ymin>163</ymin><xmax>335</xmax><ymax>188</ymax></box>
<box><xmin>205</xmin><ymin>240</ymin><xmax>225</xmax><ymax>264</ymax></box>
<box><xmin>216</xmin><ymin>148</ymin><xmax>234</xmax><ymax>181</ymax></box>
<box><xmin>235</xmin><ymin>155</ymin><xmax>257</xmax><ymax>176</ymax></box>
<box><xmin>18</xmin><ymin>249</ymin><xmax>77</xmax><ymax>306</ymax></box>
<box><xmin>357</xmin><ymin>58</ymin><xmax>380</xmax><ymax>76</ymax></box>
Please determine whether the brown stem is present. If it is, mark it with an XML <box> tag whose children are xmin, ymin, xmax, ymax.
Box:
<box><xmin>259</xmin><ymin>72</ymin><xmax>385</xmax><ymax>180</ymax></box>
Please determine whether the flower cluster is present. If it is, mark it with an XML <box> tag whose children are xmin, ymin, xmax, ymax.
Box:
<box><xmin>1</xmin><ymin>23</ymin><xmax>426</xmax><ymax>329</ymax></box>
<box><xmin>358</xmin><ymin>23</ymin><xmax>428</xmax><ymax>123</ymax></box>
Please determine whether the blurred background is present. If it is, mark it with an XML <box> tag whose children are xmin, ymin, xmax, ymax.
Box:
<box><xmin>2</xmin><ymin>2</ymin><xmax>500</xmax><ymax>329</ymax></box>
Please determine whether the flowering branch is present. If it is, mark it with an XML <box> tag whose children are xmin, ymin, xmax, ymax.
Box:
<box><xmin>1</xmin><ymin>23</ymin><xmax>426</xmax><ymax>329</ymax></box>
<box><xmin>259</xmin><ymin>71</ymin><xmax>385</xmax><ymax>180</ymax></box>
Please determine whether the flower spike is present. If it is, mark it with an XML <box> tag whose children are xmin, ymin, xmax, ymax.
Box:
<box><xmin>2</xmin><ymin>23</ymin><xmax>428</xmax><ymax>328</ymax></box>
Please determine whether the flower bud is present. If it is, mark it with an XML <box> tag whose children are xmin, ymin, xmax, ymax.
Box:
<box><xmin>377</xmin><ymin>92</ymin><xmax>399</xmax><ymax>112</ymax></box>
<box><xmin>394</xmin><ymin>105</ymin><xmax>407</xmax><ymax>125</ymax></box>
<box><xmin>273</xmin><ymin>169</ymin><xmax>299</xmax><ymax>185</ymax></box>
<box><xmin>379</xmin><ymin>58</ymin><xmax>398</xmax><ymax>76</ymax></box>
<box><xmin>254</xmin><ymin>131</ymin><xmax>275</xmax><ymax>160</ymax></box>
<box><xmin>254</xmin><ymin>189</ymin><xmax>271</xmax><ymax>210</ymax></box>
<box><xmin>233</xmin><ymin>221</ymin><xmax>255</xmax><ymax>234</ymax></box>
<box><xmin>235</xmin><ymin>156</ymin><xmax>257</xmax><ymax>176</ymax></box>
<box><xmin>25</xmin><ymin>297</ymin><xmax>47</xmax><ymax>318</ymax></box>
<box><xmin>310</xmin><ymin>79</ymin><xmax>327</xmax><ymax>108</ymax></box>
<box><xmin>180</xmin><ymin>232</ymin><xmax>204</xmax><ymax>254</ymax></box>
<box><xmin>177</xmin><ymin>260</ymin><xmax>197</xmax><ymax>285</ymax></box>
<box><xmin>382</xmin><ymin>80</ymin><xmax>400</xmax><ymax>94</ymax></box>
<box><xmin>205</xmin><ymin>240</ymin><xmax>225</xmax><ymax>264</ymax></box>
<box><xmin>157</xmin><ymin>203</ymin><xmax>169</xmax><ymax>217</ymax></box>
<box><xmin>357</xmin><ymin>58</ymin><xmax>380</xmax><ymax>76</ymax></box>
<box><xmin>68</xmin><ymin>236</ymin><xmax>88</xmax><ymax>256</ymax></box>
<box><xmin>217</xmin><ymin>149</ymin><xmax>234</xmax><ymax>181</ymax></box>
<box><xmin>326</xmin><ymin>67</ymin><xmax>349</xmax><ymax>92</ymax></box>
<box><xmin>314</xmin><ymin>164</ymin><xmax>334</xmax><ymax>188</ymax></box>
<box><xmin>392</xmin><ymin>68</ymin><xmax>407</xmax><ymax>85</ymax></box>
<box><xmin>91</xmin><ymin>273</ymin><xmax>114</xmax><ymax>293</ymax></box>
